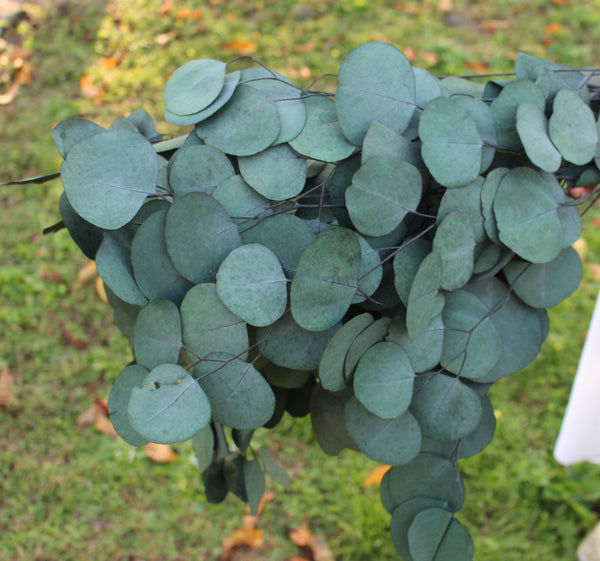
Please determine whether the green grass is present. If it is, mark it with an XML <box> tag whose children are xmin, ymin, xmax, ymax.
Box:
<box><xmin>2</xmin><ymin>1</ymin><xmax>600</xmax><ymax>560</ymax></box>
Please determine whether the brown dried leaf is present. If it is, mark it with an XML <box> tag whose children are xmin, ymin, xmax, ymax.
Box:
<box><xmin>220</xmin><ymin>528</ymin><xmax>264</xmax><ymax>561</ymax></box>
<box><xmin>289</xmin><ymin>519</ymin><xmax>335</xmax><ymax>561</ymax></box>
<box><xmin>363</xmin><ymin>465</ymin><xmax>391</xmax><ymax>489</ymax></box>
<box><xmin>589</xmin><ymin>263</ymin><xmax>600</xmax><ymax>281</ymax></box>
<box><xmin>242</xmin><ymin>490</ymin><xmax>276</xmax><ymax>529</ymax></box>
<box><xmin>61</xmin><ymin>324</ymin><xmax>87</xmax><ymax>350</ymax></box>
<box><xmin>95</xmin><ymin>414</ymin><xmax>119</xmax><ymax>438</ymax></box>
<box><xmin>77</xmin><ymin>402</ymin><xmax>103</xmax><ymax>427</ymax></box>
<box><xmin>0</xmin><ymin>366</ymin><xmax>15</xmax><ymax>407</ymax></box>
<box><xmin>143</xmin><ymin>442</ymin><xmax>179</xmax><ymax>463</ymax></box>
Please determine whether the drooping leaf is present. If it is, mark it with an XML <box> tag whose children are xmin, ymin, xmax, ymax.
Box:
<box><xmin>52</xmin><ymin>118</ymin><xmax>105</xmax><ymax>158</ymax></box>
<box><xmin>58</xmin><ymin>192</ymin><xmax>103</xmax><ymax>260</ymax></box>
<box><xmin>191</xmin><ymin>424</ymin><xmax>215</xmax><ymax>472</ymax></box>
<box><xmin>194</xmin><ymin>353</ymin><xmax>275</xmax><ymax>429</ymax></box>
<box><xmin>216</xmin><ymin>243</ymin><xmax>288</xmax><ymax>327</ymax></box>
<box><xmin>335</xmin><ymin>41</ymin><xmax>416</xmax><ymax>145</ymax></box>
<box><xmin>516</xmin><ymin>102</ymin><xmax>562</xmax><ymax>172</ymax></box>
<box><xmin>291</xmin><ymin>227</ymin><xmax>361</xmax><ymax>331</ymax></box>
<box><xmin>406</xmin><ymin>252</ymin><xmax>443</xmax><ymax>340</ymax></box>
<box><xmin>61</xmin><ymin>129</ymin><xmax>159</xmax><ymax>229</ymax></box>
<box><xmin>243</xmin><ymin>456</ymin><xmax>266</xmax><ymax>515</ymax></box>
<box><xmin>129</xmin><ymin>364</ymin><xmax>211</xmax><ymax>444</ymax></box>
<box><xmin>257</xmin><ymin>446</ymin><xmax>291</xmax><ymax>490</ymax></box>
<box><xmin>392</xmin><ymin>238</ymin><xmax>432</xmax><ymax>306</ymax></box>
<box><xmin>344</xmin><ymin>316</ymin><xmax>393</xmax><ymax>381</ymax></box>
<box><xmin>353</xmin><ymin>234</ymin><xmax>384</xmax><ymax>303</ymax></box>
<box><xmin>310</xmin><ymin>386</ymin><xmax>357</xmax><ymax>455</ymax></box>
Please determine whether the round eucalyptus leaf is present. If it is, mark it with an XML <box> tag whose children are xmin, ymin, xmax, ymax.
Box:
<box><xmin>393</xmin><ymin>238</ymin><xmax>432</xmax><ymax>306</ymax></box>
<box><xmin>432</xmin><ymin>211</ymin><xmax>475</xmax><ymax>291</ymax></box>
<box><xmin>408</xmin><ymin>508</ymin><xmax>474</xmax><ymax>561</ymax></box>
<box><xmin>390</xmin><ymin>498</ymin><xmax>449</xmax><ymax>561</ymax></box>
<box><xmin>59</xmin><ymin>192</ymin><xmax>103</xmax><ymax>260</ymax></box>
<box><xmin>458</xmin><ymin>395</ymin><xmax>496</xmax><ymax>458</ymax></box>
<box><xmin>256</xmin><ymin>312</ymin><xmax>339</xmax><ymax>371</ymax></box>
<box><xmin>165</xmin><ymin>192</ymin><xmax>241</xmax><ymax>284</ymax></box>
<box><xmin>191</xmin><ymin>425</ymin><xmax>215</xmax><ymax>472</ymax></box>
<box><xmin>473</xmin><ymin>242</ymin><xmax>501</xmax><ymax>274</ymax></box>
<box><xmin>243</xmin><ymin>456</ymin><xmax>266</xmax><ymax>515</ymax></box>
<box><xmin>354</xmin><ymin>342</ymin><xmax>414</xmax><ymax>419</ymax></box>
<box><xmin>129</xmin><ymin>364</ymin><xmax>211</xmax><ymax>444</ymax></box>
<box><xmin>319</xmin><ymin>312</ymin><xmax>375</xmax><ymax>392</ymax></box>
<box><xmin>335</xmin><ymin>41</ymin><xmax>416</xmax><ymax>145</ymax></box>
<box><xmin>516</xmin><ymin>102</ymin><xmax>562</xmax><ymax>172</ymax></box>
<box><xmin>262</xmin><ymin>364</ymin><xmax>313</xmax><ymax>389</ymax></box>
<box><xmin>480</xmin><ymin>167</ymin><xmax>510</xmax><ymax>245</ymax></box>
<box><xmin>289</xmin><ymin>95</ymin><xmax>355</xmax><ymax>162</ymax></box>
<box><xmin>549</xmin><ymin>176</ymin><xmax>582</xmax><ymax>249</ymax></box>
<box><xmin>494</xmin><ymin>167</ymin><xmax>563</xmax><ymax>263</ymax></box>
<box><xmin>240</xmin><ymin>214</ymin><xmax>315</xmax><ymax>277</ymax></box>
<box><xmin>344</xmin><ymin>316</ymin><xmax>393</xmax><ymax>381</ymax></box>
<box><xmin>490</xmin><ymin>78</ymin><xmax>545</xmax><ymax>150</ymax></box>
<box><xmin>310</xmin><ymin>385</ymin><xmax>357</xmax><ymax>455</ymax></box>
<box><xmin>406</xmin><ymin>252</ymin><xmax>443</xmax><ymax>340</ymax></box>
<box><xmin>419</xmin><ymin>97</ymin><xmax>483</xmax><ymax>188</ymax></box>
<box><xmin>195</xmin><ymin>84</ymin><xmax>280</xmax><ymax>156</ymax></box>
<box><xmin>410</xmin><ymin>373</ymin><xmax>483</xmax><ymax>440</ymax></box>
<box><xmin>216</xmin><ymin>243</ymin><xmax>287</xmax><ymax>327</ymax></box>
<box><xmin>96</xmin><ymin>230</ymin><xmax>148</xmax><ymax>306</ymax></box>
<box><xmin>52</xmin><ymin>118</ymin><xmax>105</xmax><ymax>158</ymax></box>
<box><xmin>387</xmin><ymin>309</ymin><xmax>444</xmax><ymax>374</ymax></box>
<box><xmin>503</xmin><ymin>247</ymin><xmax>582</xmax><ymax>308</ymax></box>
<box><xmin>291</xmin><ymin>227</ymin><xmax>361</xmax><ymax>331</ymax></box>
<box><xmin>194</xmin><ymin>352</ymin><xmax>275</xmax><ymax>429</ymax></box>
<box><xmin>346</xmin><ymin>157</ymin><xmax>422</xmax><ymax>237</ymax></box>
<box><xmin>344</xmin><ymin>397</ymin><xmax>421</xmax><ymax>465</ymax></box>
<box><xmin>238</xmin><ymin>144</ymin><xmax>306</xmax><ymax>200</ymax></box>
<box><xmin>212</xmin><ymin>175</ymin><xmax>270</xmax><ymax>228</ymax></box>
<box><xmin>549</xmin><ymin>88</ymin><xmax>597</xmax><ymax>165</ymax></box>
<box><xmin>163</xmin><ymin>59</ymin><xmax>227</xmax><ymax>116</ymax></box>
<box><xmin>241</xmin><ymin>67</ymin><xmax>306</xmax><ymax>144</ymax></box>
<box><xmin>441</xmin><ymin>289</ymin><xmax>502</xmax><ymax>379</ymax></box>
<box><xmin>168</xmin><ymin>145</ymin><xmax>234</xmax><ymax>197</ymax></box>
<box><xmin>61</xmin><ymin>129</ymin><xmax>159</xmax><ymax>230</ymax></box>
<box><xmin>107</xmin><ymin>364</ymin><xmax>149</xmax><ymax>446</ymax></box>
<box><xmin>131</xmin><ymin>210</ymin><xmax>192</xmax><ymax>305</ymax></box>
<box><xmin>180</xmin><ymin>283</ymin><xmax>249</xmax><ymax>360</ymax></box>
<box><xmin>361</xmin><ymin>120</ymin><xmax>423</xmax><ymax>169</ymax></box>
<box><xmin>437</xmin><ymin>176</ymin><xmax>485</xmax><ymax>243</ymax></box>
<box><xmin>386</xmin><ymin>452</ymin><xmax>465</xmax><ymax>511</ymax></box>
<box><xmin>353</xmin><ymin>234</ymin><xmax>383</xmax><ymax>303</ymax></box>
<box><xmin>164</xmin><ymin>71</ymin><xmax>240</xmax><ymax>126</ymax></box>
<box><xmin>104</xmin><ymin>286</ymin><xmax>142</xmax><ymax>342</ymax></box>
<box><xmin>133</xmin><ymin>299</ymin><xmax>182</xmax><ymax>370</ymax></box>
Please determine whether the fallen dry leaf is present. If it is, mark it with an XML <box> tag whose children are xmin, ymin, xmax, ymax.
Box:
<box><xmin>77</xmin><ymin>402</ymin><xmax>104</xmax><ymax>427</ymax></box>
<box><xmin>61</xmin><ymin>324</ymin><xmax>88</xmax><ymax>350</ymax></box>
<box><xmin>438</xmin><ymin>0</ymin><xmax>452</xmax><ymax>12</ymax></box>
<box><xmin>465</xmin><ymin>61</ymin><xmax>491</xmax><ymax>74</ymax></box>
<box><xmin>289</xmin><ymin>519</ymin><xmax>335</xmax><ymax>561</ymax></box>
<box><xmin>221</xmin><ymin>40</ymin><xmax>258</xmax><ymax>56</ymax></box>
<box><xmin>573</xmin><ymin>238</ymin><xmax>588</xmax><ymax>262</ymax></box>
<box><xmin>589</xmin><ymin>263</ymin><xmax>600</xmax><ymax>281</ymax></box>
<box><xmin>243</xmin><ymin>490</ymin><xmax>276</xmax><ymax>529</ymax></box>
<box><xmin>75</xmin><ymin>261</ymin><xmax>98</xmax><ymax>286</ymax></box>
<box><xmin>545</xmin><ymin>22</ymin><xmax>564</xmax><ymax>35</ymax></box>
<box><xmin>95</xmin><ymin>414</ymin><xmax>119</xmax><ymax>438</ymax></box>
<box><xmin>143</xmin><ymin>442</ymin><xmax>179</xmax><ymax>463</ymax></box>
<box><xmin>0</xmin><ymin>366</ymin><xmax>15</xmax><ymax>407</ymax></box>
<box><xmin>220</xmin><ymin>528</ymin><xmax>264</xmax><ymax>561</ymax></box>
<box><xmin>99</xmin><ymin>56</ymin><xmax>119</xmax><ymax>69</ymax></box>
<box><xmin>481</xmin><ymin>19</ymin><xmax>511</xmax><ymax>32</ymax></box>
<box><xmin>96</xmin><ymin>276</ymin><xmax>108</xmax><ymax>303</ymax></box>
<box><xmin>363</xmin><ymin>465</ymin><xmax>391</xmax><ymax>489</ymax></box>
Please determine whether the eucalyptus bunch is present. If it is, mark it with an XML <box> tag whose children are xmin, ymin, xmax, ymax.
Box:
<box><xmin>46</xmin><ymin>42</ymin><xmax>600</xmax><ymax>560</ymax></box>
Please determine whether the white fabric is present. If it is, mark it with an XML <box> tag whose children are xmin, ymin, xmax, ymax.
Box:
<box><xmin>554</xmin><ymin>289</ymin><xmax>600</xmax><ymax>465</ymax></box>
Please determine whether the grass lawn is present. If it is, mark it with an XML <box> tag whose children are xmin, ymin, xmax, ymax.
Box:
<box><xmin>2</xmin><ymin>1</ymin><xmax>600</xmax><ymax>560</ymax></box>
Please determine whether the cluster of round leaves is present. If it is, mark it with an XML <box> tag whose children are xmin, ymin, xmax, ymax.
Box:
<box><xmin>52</xmin><ymin>42</ymin><xmax>598</xmax><ymax>560</ymax></box>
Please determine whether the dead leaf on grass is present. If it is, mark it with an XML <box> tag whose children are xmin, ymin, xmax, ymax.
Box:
<box><xmin>77</xmin><ymin>402</ymin><xmax>104</xmax><ymax>427</ymax></box>
<box><xmin>363</xmin><ymin>464</ymin><xmax>391</xmax><ymax>489</ymax></box>
<box><xmin>289</xmin><ymin>518</ymin><xmax>335</xmax><ymax>561</ymax></box>
<box><xmin>220</xmin><ymin>528</ymin><xmax>264</xmax><ymax>561</ymax></box>
<box><xmin>589</xmin><ymin>263</ymin><xmax>600</xmax><ymax>281</ymax></box>
<box><xmin>242</xmin><ymin>490</ymin><xmax>276</xmax><ymax>529</ymax></box>
<box><xmin>143</xmin><ymin>442</ymin><xmax>179</xmax><ymax>463</ymax></box>
<box><xmin>94</xmin><ymin>414</ymin><xmax>119</xmax><ymax>438</ymax></box>
<box><xmin>0</xmin><ymin>366</ymin><xmax>15</xmax><ymax>407</ymax></box>
<box><xmin>221</xmin><ymin>40</ymin><xmax>258</xmax><ymax>56</ymax></box>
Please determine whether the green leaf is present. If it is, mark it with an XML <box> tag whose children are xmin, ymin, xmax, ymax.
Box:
<box><xmin>480</xmin><ymin>167</ymin><xmax>510</xmax><ymax>245</ymax></box>
<box><xmin>191</xmin><ymin>425</ymin><xmax>215</xmax><ymax>472</ymax></box>
<box><xmin>310</xmin><ymin>386</ymin><xmax>357</xmax><ymax>455</ymax></box>
<box><xmin>244</xmin><ymin>457</ymin><xmax>266</xmax><ymax>515</ymax></box>
<box><xmin>516</xmin><ymin>102</ymin><xmax>562</xmax><ymax>172</ymax></box>
<box><xmin>257</xmin><ymin>447</ymin><xmax>291</xmax><ymax>491</ymax></box>
<box><xmin>216</xmin><ymin>243</ymin><xmax>287</xmax><ymax>327</ymax></box>
<box><xmin>344</xmin><ymin>396</ymin><xmax>421</xmax><ymax>465</ymax></box>
<box><xmin>392</xmin><ymin>238</ymin><xmax>432</xmax><ymax>306</ymax></box>
<box><xmin>128</xmin><ymin>364</ymin><xmax>211</xmax><ymax>444</ymax></box>
<box><xmin>107</xmin><ymin>364</ymin><xmax>149</xmax><ymax>447</ymax></box>
<box><xmin>406</xmin><ymin>252</ymin><xmax>443</xmax><ymax>340</ymax></box>
<box><xmin>212</xmin><ymin>175</ymin><xmax>270</xmax><ymax>229</ymax></box>
<box><xmin>163</xmin><ymin>59</ymin><xmax>227</xmax><ymax>116</ymax></box>
<box><xmin>52</xmin><ymin>118</ymin><xmax>105</xmax><ymax>158</ymax></box>
<box><xmin>490</xmin><ymin>78</ymin><xmax>545</xmax><ymax>150</ymax></box>
<box><xmin>133</xmin><ymin>300</ymin><xmax>182</xmax><ymax>370</ymax></box>
<box><xmin>353</xmin><ymin>234</ymin><xmax>383</xmax><ymax>303</ymax></box>
<box><xmin>195</xmin><ymin>84</ymin><xmax>280</xmax><ymax>156</ymax></box>
<box><xmin>168</xmin><ymin>145</ymin><xmax>234</xmax><ymax>197</ymax></box>
<box><xmin>58</xmin><ymin>192</ymin><xmax>103</xmax><ymax>260</ymax></box>
<box><xmin>408</xmin><ymin>508</ymin><xmax>474</xmax><ymax>561</ymax></box>
<box><xmin>335</xmin><ymin>41</ymin><xmax>416</xmax><ymax>145</ymax></box>
<box><xmin>291</xmin><ymin>227</ymin><xmax>361</xmax><ymax>331</ymax></box>
<box><xmin>437</xmin><ymin>176</ymin><xmax>485</xmax><ymax>243</ymax></box>
<box><xmin>419</xmin><ymin>97</ymin><xmax>483</xmax><ymax>188</ymax></box>
<box><xmin>441</xmin><ymin>289</ymin><xmax>502</xmax><ymax>379</ymax></box>
<box><xmin>503</xmin><ymin>247</ymin><xmax>582</xmax><ymax>308</ymax></box>
<box><xmin>194</xmin><ymin>353</ymin><xmax>275</xmax><ymax>429</ymax></box>
<box><xmin>165</xmin><ymin>192</ymin><xmax>241</xmax><ymax>284</ymax></box>
<box><xmin>361</xmin><ymin>120</ymin><xmax>422</xmax><ymax>168</ymax></box>
<box><xmin>319</xmin><ymin>313</ymin><xmax>375</xmax><ymax>392</ymax></box>
<box><xmin>96</xmin><ymin>230</ymin><xmax>148</xmax><ymax>306</ymax></box>
<box><xmin>346</xmin><ymin>157</ymin><xmax>422</xmax><ymax>237</ymax></box>
<box><xmin>131</xmin><ymin>210</ymin><xmax>192</xmax><ymax>305</ymax></box>
<box><xmin>180</xmin><ymin>283</ymin><xmax>249</xmax><ymax>360</ymax></box>
<box><xmin>262</xmin><ymin>364</ymin><xmax>313</xmax><ymax>389</ymax></box>
<box><xmin>494</xmin><ymin>167</ymin><xmax>563</xmax><ymax>263</ymax></box>
<box><xmin>353</xmin><ymin>342</ymin><xmax>414</xmax><ymax>419</ymax></box>
<box><xmin>410</xmin><ymin>373</ymin><xmax>483</xmax><ymax>440</ymax></box>
<box><xmin>458</xmin><ymin>395</ymin><xmax>496</xmax><ymax>458</ymax></box>
<box><xmin>549</xmin><ymin>89</ymin><xmax>598</xmax><ymax>165</ymax></box>
<box><xmin>238</xmin><ymin>144</ymin><xmax>306</xmax><ymax>200</ymax></box>
<box><xmin>256</xmin><ymin>311</ymin><xmax>339</xmax><ymax>371</ymax></box>
<box><xmin>344</xmin><ymin>316</ymin><xmax>393</xmax><ymax>381</ymax></box>
<box><xmin>60</xmin><ymin>129</ymin><xmax>159</xmax><ymax>229</ymax></box>
<box><xmin>241</xmin><ymin>214</ymin><xmax>315</xmax><ymax>278</ymax></box>
<box><xmin>432</xmin><ymin>211</ymin><xmax>475</xmax><ymax>291</ymax></box>
<box><xmin>289</xmin><ymin>95</ymin><xmax>355</xmax><ymax>162</ymax></box>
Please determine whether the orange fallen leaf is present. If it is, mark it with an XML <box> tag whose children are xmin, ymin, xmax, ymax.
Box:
<box><xmin>363</xmin><ymin>464</ymin><xmax>391</xmax><ymax>489</ymax></box>
<box><xmin>175</xmin><ymin>8</ymin><xmax>192</xmax><ymax>18</ymax></box>
<box><xmin>41</xmin><ymin>267</ymin><xmax>63</xmax><ymax>283</ymax></box>
<box><xmin>243</xmin><ymin>490</ymin><xmax>276</xmax><ymax>529</ymax></box>
<box><xmin>589</xmin><ymin>263</ymin><xmax>600</xmax><ymax>281</ymax></box>
<box><xmin>75</xmin><ymin>261</ymin><xmax>98</xmax><ymax>286</ymax></box>
<box><xmin>545</xmin><ymin>22</ymin><xmax>564</xmax><ymax>35</ymax></box>
<box><xmin>0</xmin><ymin>366</ymin><xmax>15</xmax><ymax>407</ymax></box>
<box><xmin>143</xmin><ymin>442</ymin><xmax>179</xmax><ymax>463</ymax></box>
<box><xmin>481</xmin><ymin>19</ymin><xmax>511</xmax><ymax>32</ymax></box>
<box><xmin>465</xmin><ymin>60</ymin><xmax>491</xmax><ymax>74</ymax></box>
<box><xmin>192</xmin><ymin>9</ymin><xmax>203</xmax><ymax>20</ymax></box>
<box><xmin>289</xmin><ymin>519</ymin><xmax>334</xmax><ymax>561</ymax></box>
<box><xmin>96</xmin><ymin>276</ymin><xmax>108</xmax><ymax>303</ymax></box>
<box><xmin>61</xmin><ymin>324</ymin><xmax>88</xmax><ymax>350</ymax></box>
<box><xmin>297</xmin><ymin>39</ymin><xmax>317</xmax><ymax>54</ymax></box>
<box><xmin>551</xmin><ymin>0</ymin><xmax>572</xmax><ymax>5</ymax></box>
<box><xmin>99</xmin><ymin>56</ymin><xmax>119</xmax><ymax>69</ymax></box>
<box><xmin>159</xmin><ymin>0</ymin><xmax>173</xmax><ymax>15</ymax></box>
<box><xmin>95</xmin><ymin>414</ymin><xmax>119</xmax><ymax>438</ymax></box>
<box><xmin>77</xmin><ymin>402</ymin><xmax>104</xmax><ymax>427</ymax></box>
<box><xmin>220</xmin><ymin>528</ymin><xmax>264</xmax><ymax>561</ymax></box>
<box><xmin>438</xmin><ymin>0</ymin><xmax>452</xmax><ymax>13</ymax></box>
<box><xmin>593</xmin><ymin>217</ymin><xmax>600</xmax><ymax>228</ymax></box>
<box><xmin>80</xmin><ymin>74</ymin><xmax>100</xmax><ymax>99</ymax></box>
<box><xmin>221</xmin><ymin>40</ymin><xmax>258</xmax><ymax>56</ymax></box>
